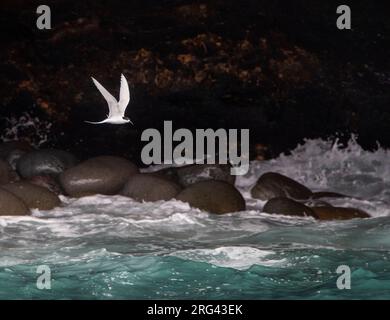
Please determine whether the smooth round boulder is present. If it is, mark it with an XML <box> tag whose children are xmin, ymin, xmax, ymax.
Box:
<box><xmin>312</xmin><ymin>207</ymin><xmax>370</xmax><ymax>220</ymax></box>
<box><xmin>16</xmin><ymin>149</ymin><xmax>78</xmax><ymax>178</ymax></box>
<box><xmin>251</xmin><ymin>172</ymin><xmax>313</xmax><ymax>201</ymax></box>
<box><xmin>263</xmin><ymin>197</ymin><xmax>318</xmax><ymax>218</ymax></box>
<box><xmin>121</xmin><ymin>173</ymin><xmax>182</xmax><ymax>202</ymax></box>
<box><xmin>176</xmin><ymin>180</ymin><xmax>246</xmax><ymax>214</ymax></box>
<box><xmin>59</xmin><ymin>156</ymin><xmax>139</xmax><ymax>197</ymax></box>
<box><xmin>0</xmin><ymin>189</ymin><xmax>30</xmax><ymax>216</ymax></box>
<box><xmin>1</xmin><ymin>182</ymin><xmax>61</xmax><ymax>210</ymax></box>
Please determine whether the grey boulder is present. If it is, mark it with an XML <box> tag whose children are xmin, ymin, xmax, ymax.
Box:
<box><xmin>263</xmin><ymin>197</ymin><xmax>370</xmax><ymax>220</ymax></box>
<box><xmin>263</xmin><ymin>197</ymin><xmax>317</xmax><ymax>218</ymax></box>
<box><xmin>312</xmin><ymin>206</ymin><xmax>370</xmax><ymax>220</ymax></box>
<box><xmin>59</xmin><ymin>156</ymin><xmax>139</xmax><ymax>197</ymax></box>
<box><xmin>121</xmin><ymin>173</ymin><xmax>182</xmax><ymax>202</ymax></box>
<box><xmin>176</xmin><ymin>180</ymin><xmax>246</xmax><ymax>214</ymax></box>
<box><xmin>251</xmin><ymin>172</ymin><xmax>312</xmax><ymax>200</ymax></box>
<box><xmin>17</xmin><ymin>149</ymin><xmax>78</xmax><ymax>178</ymax></box>
<box><xmin>1</xmin><ymin>182</ymin><xmax>61</xmax><ymax>210</ymax></box>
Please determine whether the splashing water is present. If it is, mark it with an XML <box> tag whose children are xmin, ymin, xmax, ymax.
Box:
<box><xmin>1</xmin><ymin>112</ymin><xmax>52</xmax><ymax>147</ymax></box>
<box><xmin>0</xmin><ymin>137</ymin><xmax>389</xmax><ymax>299</ymax></box>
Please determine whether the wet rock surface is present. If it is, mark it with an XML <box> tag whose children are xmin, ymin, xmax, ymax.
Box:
<box><xmin>256</xmin><ymin>172</ymin><xmax>371</xmax><ymax>220</ymax></box>
<box><xmin>59</xmin><ymin>156</ymin><xmax>139</xmax><ymax>197</ymax></box>
<box><xmin>121</xmin><ymin>173</ymin><xmax>182</xmax><ymax>202</ymax></box>
<box><xmin>312</xmin><ymin>207</ymin><xmax>370</xmax><ymax>220</ymax></box>
<box><xmin>1</xmin><ymin>182</ymin><xmax>61</xmax><ymax>210</ymax></box>
<box><xmin>0</xmin><ymin>145</ymin><xmax>375</xmax><ymax>220</ymax></box>
<box><xmin>251</xmin><ymin>172</ymin><xmax>313</xmax><ymax>200</ymax></box>
<box><xmin>16</xmin><ymin>149</ymin><xmax>78</xmax><ymax>178</ymax></box>
<box><xmin>263</xmin><ymin>197</ymin><xmax>317</xmax><ymax>218</ymax></box>
<box><xmin>0</xmin><ymin>188</ymin><xmax>30</xmax><ymax>216</ymax></box>
<box><xmin>176</xmin><ymin>180</ymin><xmax>246</xmax><ymax>214</ymax></box>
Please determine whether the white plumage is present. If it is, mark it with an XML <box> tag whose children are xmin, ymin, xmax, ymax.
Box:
<box><xmin>86</xmin><ymin>74</ymin><xmax>133</xmax><ymax>124</ymax></box>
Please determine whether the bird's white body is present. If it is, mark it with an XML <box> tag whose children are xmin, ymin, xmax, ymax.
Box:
<box><xmin>86</xmin><ymin>74</ymin><xmax>133</xmax><ymax>125</ymax></box>
<box><xmin>86</xmin><ymin>116</ymin><xmax>129</xmax><ymax>125</ymax></box>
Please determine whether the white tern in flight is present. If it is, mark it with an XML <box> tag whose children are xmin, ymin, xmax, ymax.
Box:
<box><xmin>86</xmin><ymin>74</ymin><xmax>133</xmax><ymax>124</ymax></box>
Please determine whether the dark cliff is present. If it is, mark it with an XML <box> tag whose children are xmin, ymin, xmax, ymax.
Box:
<box><xmin>1</xmin><ymin>0</ymin><xmax>389</xmax><ymax>162</ymax></box>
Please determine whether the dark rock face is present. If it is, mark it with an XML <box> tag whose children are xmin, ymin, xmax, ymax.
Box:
<box><xmin>1</xmin><ymin>2</ymin><xmax>390</xmax><ymax>157</ymax></box>
<box><xmin>1</xmin><ymin>182</ymin><xmax>61</xmax><ymax>210</ymax></box>
<box><xmin>176</xmin><ymin>180</ymin><xmax>245</xmax><ymax>214</ymax></box>
<box><xmin>312</xmin><ymin>207</ymin><xmax>370</xmax><ymax>220</ymax></box>
<box><xmin>59</xmin><ymin>156</ymin><xmax>139</xmax><ymax>197</ymax></box>
<box><xmin>16</xmin><ymin>149</ymin><xmax>78</xmax><ymax>178</ymax></box>
<box><xmin>121</xmin><ymin>173</ymin><xmax>181</xmax><ymax>202</ymax></box>
<box><xmin>157</xmin><ymin>164</ymin><xmax>235</xmax><ymax>187</ymax></box>
<box><xmin>263</xmin><ymin>197</ymin><xmax>317</xmax><ymax>218</ymax></box>
<box><xmin>0</xmin><ymin>189</ymin><xmax>30</xmax><ymax>216</ymax></box>
<box><xmin>251</xmin><ymin>172</ymin><xmax>313</xmax><ymax>201</ymax></box>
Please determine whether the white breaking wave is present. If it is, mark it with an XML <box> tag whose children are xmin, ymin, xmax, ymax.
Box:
<box><xmin>170</xmin><ymin>246</ymin><xmax>286</xmax><ymax>270</ymax></box>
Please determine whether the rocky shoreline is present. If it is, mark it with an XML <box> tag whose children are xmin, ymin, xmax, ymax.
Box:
<box><xmin>0</xmin><ymin>140</ymin><xmax>370</xmax><ymax>220</ymax></box>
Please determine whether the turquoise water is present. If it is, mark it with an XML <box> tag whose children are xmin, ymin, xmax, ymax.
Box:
<box><xmin>1</xmin><ymin>138</ymin><xmax>389</xmax><ymax>299</ymax></box>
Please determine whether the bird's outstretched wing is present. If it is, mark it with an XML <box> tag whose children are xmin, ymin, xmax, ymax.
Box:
<box><xmin>91</xmin><ymin>77</ymin><xmax>118</xmax><ymax>117</ymax></box>
<box><xmin>118</xmin><ymin>74</ymin><xmax>130</xmax><ymax>115</ymax></box>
